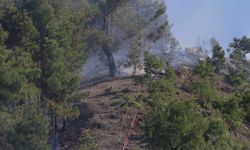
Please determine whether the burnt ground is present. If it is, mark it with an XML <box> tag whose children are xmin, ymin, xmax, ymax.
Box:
<box><xmin>59</xmin><ymin>74</ymin><xmax>250</xmax><ymax>149</ymax></box>
<box><xmin>60</xmin><ymin>78</ymin><xmax>146</xmax><ymax>150</ymax></box>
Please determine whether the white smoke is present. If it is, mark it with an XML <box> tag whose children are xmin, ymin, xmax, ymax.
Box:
<box><xmin>82</xmin><ymin>0</ymin><xmax>207</xmax><ymax>81</ymax></box>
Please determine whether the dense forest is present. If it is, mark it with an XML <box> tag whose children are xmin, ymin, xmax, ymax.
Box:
<box><xmin>0</xmin><ymin>0</ymin><xmax>249</xmax><ymax>150</ymax></box>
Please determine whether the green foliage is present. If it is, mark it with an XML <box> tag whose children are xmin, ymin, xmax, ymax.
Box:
<box><xmin>191</xmin><ymin>79</ymin><xmax>218</xmax><ymax>107</ymax></box>
<box><xmin>79</xmin><ymin>129</ymin><xmax>97</xmax><ymax>150</ymax></box>
<box><xmin>221</xmin><ymin>96</ymin><xmax>245</xmax><ymax>128</ymax></box>
<box><xmin>0</xmin><ymin>25</ymin><xmax>8</xmax><ymax>45</ymax></box>
<box><xmin>42</xmin><ymin>39</ymin><xmax>79</xmax><ymax>101</ymax></box>
<box><xmin>0</xmin><ymin>1</ymin><xmax>91</xmax><ymax>149</ymax></box>
<box><xmin>193</xmin><ymin>59</ymin><xmax>213</xmax><ymax>78</ymax></box>
<box><xmin>144</xmin><ymin>51</ymin><xmax>164</xmax><ymax>78</ymax></box>
<box><xmin>227</xmin><ymin>36</ymin><xmax>250</xmax><ymax>88</ymax></box>
<box><xmin>133</xmin><ymin>52</ymin><xmax>173</xmax><ymax>94</ymax></box>
<box><xmin>128</xmin><ymin>42</ymin><xmax>143</xmax><ymax>75</ymax></box>
<box><xmin>229</xmin><ymin>36</ymin><xmax>250</xmax><ymax>63</ymax></box>
<box><xmin>144</xmin><ymin>58</ymin><xmax>248</xmax><ymax>149</ymax></box>
<box><xmin>147</xmin><ymin>64</ymin><xmax>177</xmax><ymax>105</ymax></box>
<box><xmin>7</xmin><ymin>115</ymin><xmax>49</xmax><ymax>150</ymax></box>
<box><xmin>1</xmin><ymin>1</ymin><xmax>250</xmax><ymax>149</ymax></box>
<box><xmin>241</xmin><ymin>91</ymin><xmax>250</xmax><ymax>122</ymax></box>
<box><xmin>205</xmin><ymin>116</ymin><xmax>241</xmax><ymax>150</ymax></box>
<box><xmin>2</xmin><ymin>7</ymin><xmax>39</xmax><ymax>52</ymax></box>
<box><xmin>145</xmin><ymin>100</ymin><xmax>207</xmax><ymax>150</ymax></box>
<box><xmin>0</xmin><ymin>59</ymin><xmax>22</xmax><ymax>106</ymax></box>
<box><xmin>133</xmin><ymin>75</ymin><xmax>147</xmax><ymax>93</ymax></box>
<box><xmin>149</xmin><ymin>77</ymin><xmax>176</xmax><ymax>97</ymax></box>
<box><xmin>151</xmin><ymin>5</ymin><xmax>166</xmax><ymax>21</ymax></box>
<box><xmin>0</xmin><ymin>111</ymin><xmax>15</xmax><ymax>150</ymax></box>
<box><xmin>165</xmin><ymin>63</ymin><xmax>176</xmax><ymax>82</ymax></box>
<box><xmin>211</xmin><ymin>39</ymin><xmax>226</xmax><ymax>74</ymax></box>
<box><xmin>21</xmin><ymin>0</ymin><xmax>55</xmax><ymax>30</ymax></box>
<box><xmin>225</xmin><ymin>66</ymin><xmax>248</xmax><ymax>88</ymax></box>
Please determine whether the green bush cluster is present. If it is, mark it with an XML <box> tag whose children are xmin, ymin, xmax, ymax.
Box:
<box><xmin>79</xmin><ymin>129</ymin><xmax>97</xmax><ymax>150</ymax></box>
<box><xmin>191</xmin><ymin>79</ymin><xmax>218</xmax><ymax>107</ymax></box>
<box><xmin>220</xmin><ymin>96</ymin><xmax>245</xmax><ymax>129</ymax></box>
<box><xmin>143</xmin><ymin>50</ymin><xmax>249</xmax><ymax>150</ymax></box>
<box><xmin>193</xmin><ymin>60</ymin><xmax>213</xmax><ymax>78</ymax></box>
<box><xmin>145</xmin><ymin>98</ymin><xmax>244</xmax><ymax>150</ymax></box>
<box><xmin>145</xmin><ymin>100</ymin><xmax>206</xmax><ymax>150</ymax></box>
<box><xmin>240</xmin><ymin>91</ymin><xmax>250</xmax><ymax>123</ymax></box>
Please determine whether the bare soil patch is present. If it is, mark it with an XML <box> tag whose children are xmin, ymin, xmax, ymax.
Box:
<box><xmin>61</xmin><ymin>78</ymin><xmax>146</xmax><ymax>150</ymax></box>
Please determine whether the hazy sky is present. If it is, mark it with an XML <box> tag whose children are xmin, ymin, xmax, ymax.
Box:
<box><xmin>166</xmin><ymin>0</ymin><xmax>250</xmax><ymax>50</ymax></box>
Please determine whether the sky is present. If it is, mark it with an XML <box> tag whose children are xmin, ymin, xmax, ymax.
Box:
<box><xmin>166</xmin><ymin>0</ymin><xmax>250</xmax><ymax>50</ymax></box>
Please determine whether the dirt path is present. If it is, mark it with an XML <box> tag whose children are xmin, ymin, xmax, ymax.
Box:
<box><xmin>61</xmin><ymin>78</ymin><xmax>146</xmax><ymax>150</ymax></box>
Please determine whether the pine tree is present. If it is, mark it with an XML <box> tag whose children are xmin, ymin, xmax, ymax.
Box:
<box><xmin>193</xmin><ymin>59</ymin><xmax>213</xmax><ymax>78</ymax></box>
<box><xmin>0</xmin><ymin>2</ymin><xmax>49</xmax><ymax>149</ymax></box>
<box><xmin>18</xmin><ymin>0</ymin><xmax>88</xmax><ymax>132</ymax></box>
<box><xmin>226</xmin><ymin>36</ymin><xmax>250</xmax><ymax>88</ymax></box>
<box><xmin>145</xmin><ymin>100</ymin><xmax>207</xmax><ymax>150</ymax></box>
<box><xmin>0</xmin><ymin>1</ymin><xmax>90</xmax><ymax>146</ymax></box>
<box><xmin>144</xmin><ymin>51</ymin><xmax>164</xmax><ymax>79</ymax></box>
<box><xmin>128</xmin><ymin>42</ymin><xmax>144</xmax><ymax>75</ymax></box>
<box><xmin>7</xmin><ymin>114</ymin><xmax>49</xmax><ymax>150</ymax></box>
<box><xmin>211</xmin><ymin>39</ymin><xmax>225</xmax><ymax>74</ymax></box>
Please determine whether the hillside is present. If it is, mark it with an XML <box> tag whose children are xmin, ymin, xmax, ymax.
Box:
<box><xmin>1</xmin><ymin>1</ymin><xmax>250</xmax><ymax>150</ymax></box>
<box><xmin>61</xmin><ymin>78</ymin><xmax>145</xmax><ymax>150</ymax></box>
<box><xmin>60</xmin><ymin>70</ymin><xmax>250</xmax><ymax>150</ymax></box>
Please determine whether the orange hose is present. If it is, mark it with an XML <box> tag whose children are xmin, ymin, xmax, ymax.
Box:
<box><xmin>121</xmin><ymin>113</ymin><xmax>137</xmax><ymax>150</ymax></box>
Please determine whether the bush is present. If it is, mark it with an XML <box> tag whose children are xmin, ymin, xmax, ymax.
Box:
<box><xmin>221</xmin><ymin>96</ymin><xmax>245</xmax><ymax>128</ymax></box>
<box><xmin>144</xmin><ymin>51</ymin><xmax>164</xmax><ymax>78</ymax></box>
<box><xmin>225</xmin><ymin>67</ymin><xmax>248</xmax><ymax>88</ymax></box>
<box><xmin>149</xmin><ymin>78</ymin><xmax>176</xmax><ymax>95</ymax></box>
<box><xmin>145</xmin><ymin>100</ymin><xmax>207</xmax><ymax>150</ymax></box>
<box><xmin>211</xmin><ymin>39</ymin><xmax>226</xmax><ymax>74</ymax></box>
<box><xmin>205</xmin><ymin>117</ymin><xmax>234</xmax><ymax>150</ymax></box>
<box><xmin>165</xmin><ymin>63</ymin><xmax>176</xmax><ymax>82</ymax></box>
<box><xmin>79</xmin><ymin>129</ymin><xmax>97</xmax><ymax>150</ymax></box>
<box><xmin>241</xmin><ymin>91</ymin><xmax>250</xmax><ymax>122</ymax></box>
<box><xmin>191</xmin><ymin>79</ymin><xmax>218</xmax><ymax>107</ymax></box>
<box><xmin>148</xmin><ymin>64</ymin><xmax>176</xmax><ymax>97</ymax></box>
<box><xmin>7</xmin><ymin>115</ymin><xmax>49</xmax><ymax>150</ymax></box>
<box><xmin>193</xmin><ymin>60</ymin><xmax>213</xmax><ymax>78</ymax></box>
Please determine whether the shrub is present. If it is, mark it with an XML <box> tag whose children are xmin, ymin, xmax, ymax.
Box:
<box><xmin>205</xmin><ymin>117</ymin><xmax>234</xmax><ymax>150</ymax></box>
<box><xmin>7</xmin><ymin>115</ymin><xmax>49</xmax><ymax>150</ymax></box>
<box><xmin>193</xmin><ymin>60</ymin><xmax>213</xmax><ymax>78</ymax></box>
<box><xmin>148</xmin><ymin>64</ymin><xmax>176</xmax><ymax>97</ymax></box>
<box><xmin>225</xmin><ymin>66</ymin><xmax>248</xmax><ymax>89</ymax></box>
<box><xmin>144</xmin><ymin>51</ymin><xmax>164</xmax><ymax>78</ymax></box>
<box><xmin>241</xmin><ymin>91</ymin><xmax>250</xmax><ymax>122</ymax></box>
<box><xmin>165</xmin><ymin>63</ymin><xmax>176</xmax><ymax>82</ymax></box>
<box><xmin>211</xmin><ymin>39</ymin><xmax>226</xmax><ymax>74</ymax></box>
<box><xmin>149</xmin><ymin>78</ymin><xmax>176</xmax><ymax>95</ymax></box>
<box><xmin>221</xmin><ymin>96</ymin><xmax>245</xmax><ymax>128</ymax></box>
<box><xmin>191</xmin><ymin>79</ymin><xmax>218</xmax><ymax>107</ymax></box>
<box><xmin>145</xmin><ymin>100</ymin><xmax>207</xmax><ymax>150</ymax></box>
<box><xmin>79</xmin><ymin>129</ymin><xmax>97</xmax><ymax>150</ymax></box>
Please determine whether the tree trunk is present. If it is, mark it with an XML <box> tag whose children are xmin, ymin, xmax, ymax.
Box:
<box><xmin>133</xmin><ymin>65</ymin><xmax>137</xmax><ymax>75</ymax></box>
<box><xmin>39</xmin><ymin>26</ymin><xmax>47</xmax><ymax>115</ymax></box>
<box><xmin>102</xmin><ymin>44</ymin><xmax>116</xmax><ymax>77</ymax></box>
<box><xmin>62</xmin><ymin>118</ymin><xmax>66</xmax><ymax>132</ymax></box>
<box><xmin>54</xmin><ymin>114</ymin><xmax>58</xmax><ymax>133</ymax></box>
<box><xmin>50</xmin><ymin>110</ymin><xmax>53</xmax><ymax>129</ymax></box>
<box><xmin>50</xmin><ymin>109</ymin><xmax>58</xmax><ymax>133</ymax></box>
<box><xmin>102</xmin><ymin>10</ymin><xmax>117</xmax><ymax>77</ymax></box>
